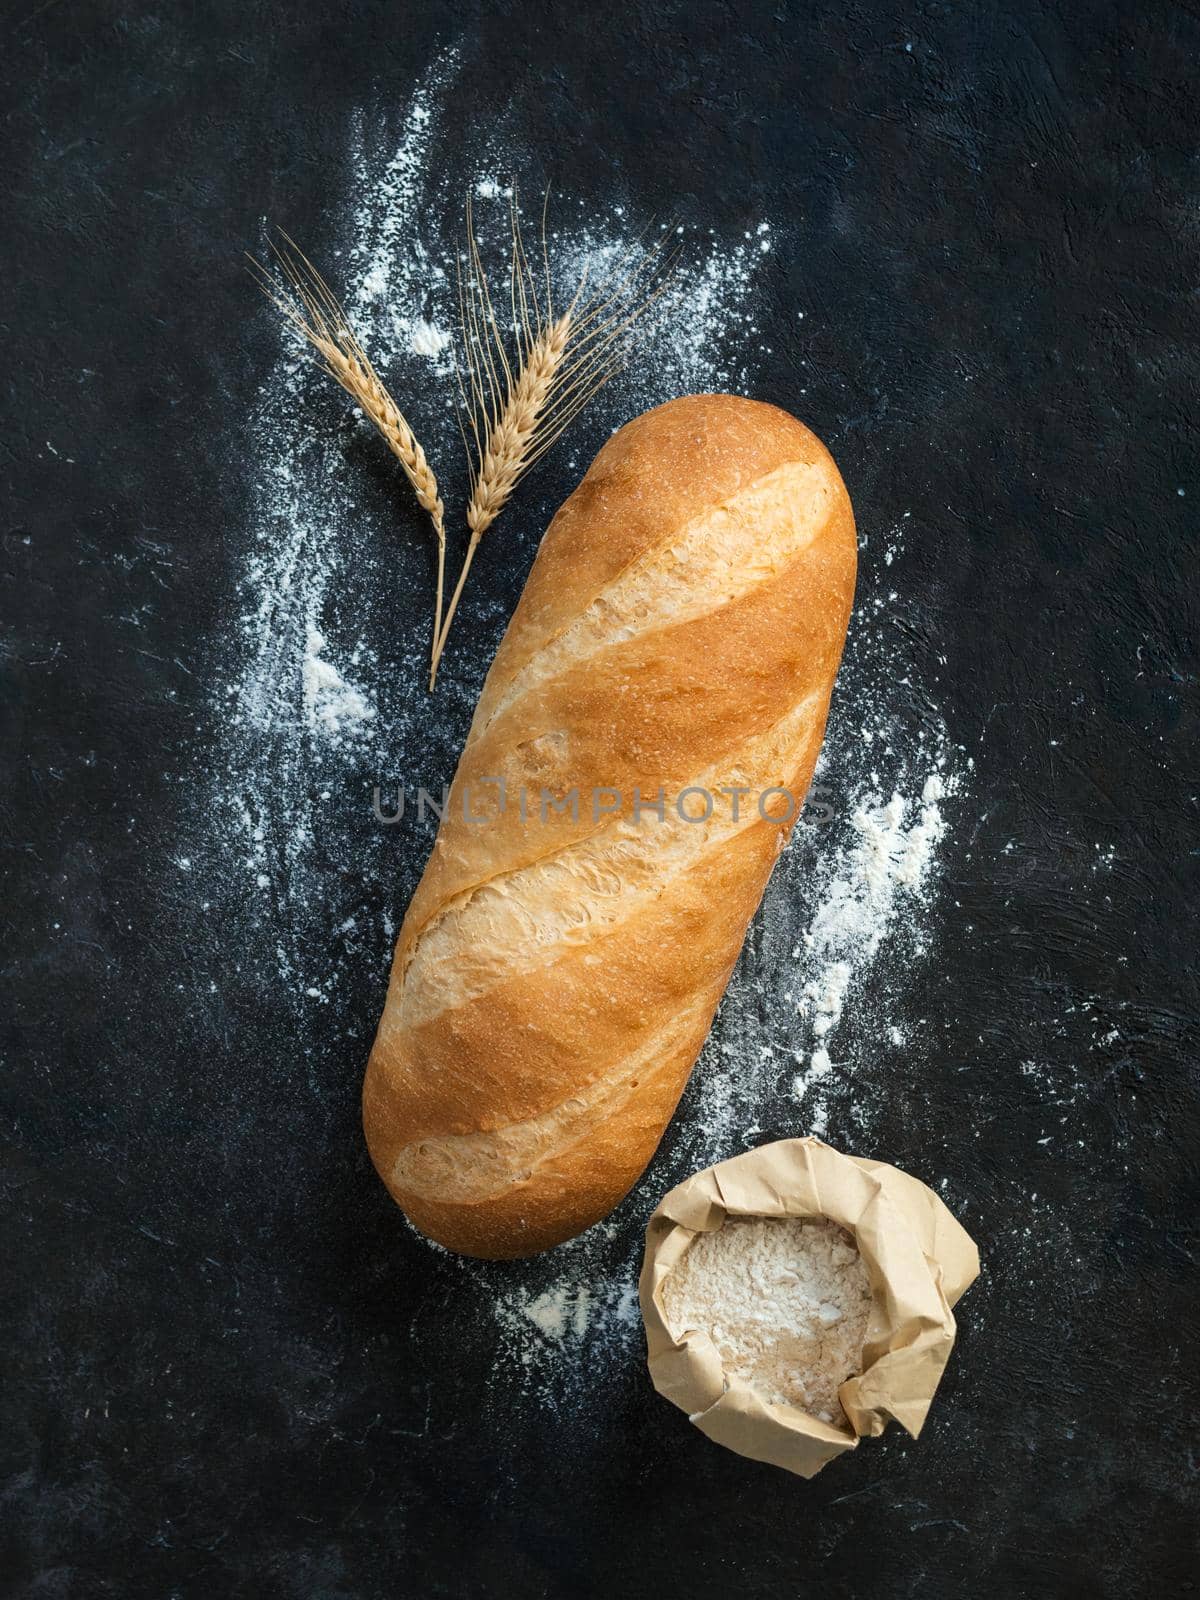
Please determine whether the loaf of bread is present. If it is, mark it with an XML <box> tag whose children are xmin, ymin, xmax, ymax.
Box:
<box><xmin>363</xmin><ymin>394</ymin><xmax>857</xmax><ymax>1258</ymax></box>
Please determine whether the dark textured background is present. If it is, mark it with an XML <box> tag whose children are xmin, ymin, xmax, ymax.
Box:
<box><xmin>3</xmin><ymin>2</ymin><xmax>1198</xmax><ymax>1596</ymax></box>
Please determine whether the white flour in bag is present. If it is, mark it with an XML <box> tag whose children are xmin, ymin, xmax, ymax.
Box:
<box><xmin>662</xmin><ymin>1216</ymin><xmax>873</xmax><ymax>1426</ymax></box>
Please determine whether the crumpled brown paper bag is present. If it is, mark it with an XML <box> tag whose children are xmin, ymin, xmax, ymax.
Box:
<box><xmin>639</xmin><ymin>1137</ymin><xmax>980</xmax><ymax>1479</ymax></box>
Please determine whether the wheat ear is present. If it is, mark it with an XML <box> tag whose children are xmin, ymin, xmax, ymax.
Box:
<box><xmin>429</xmin><ymin>196</ymin><xmax>676</xmax><ymax>686</ymax></box>
<box><xmin>250</xmin><ymin>236</ymin><xmax>447</xmax><ymax>674</ymax></box>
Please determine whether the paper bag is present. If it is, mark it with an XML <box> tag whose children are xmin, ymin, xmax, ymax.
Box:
<box><xmin>639</xmin><ymin>1137</ymin><xmax>980</xmax><ymax>1479</ymax></box>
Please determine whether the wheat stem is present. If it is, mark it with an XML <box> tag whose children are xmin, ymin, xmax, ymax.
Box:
<box><xmin>429</xmin><ymin>534</ymin><xmax>480</xmax><ymax>690</ymax></box>
<box><xmin>251</xmin><ymin>237</ymin><xmax>447</xmax><ymax>678</ymax></box>
<box><xmin>431</xmin><ymin>186</ymin><xmax>679</xmax><ymax>686</ymax></box>
<box><xmin>432</xmin><ymin>270</ymin><xmax>669</xmax><ymax>683</ymax></box>
<box><xmin>429</xmin><ymin>311</ymin><xmax>571</xmax><ymax>686</ymax></box>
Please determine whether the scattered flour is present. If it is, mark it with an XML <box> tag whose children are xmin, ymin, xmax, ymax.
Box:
<box><xmin>302</xmin><ymin>627</ymin><xmax>375</xmax><ymax>743</ymax></box>
<box><xmin>662</xmin><ymin>1216</ymin><xmax>872</xmax><ymax>1426</ymax></box>
<box><xmin>408</xmin><ymin>318</ymin><xmax>452</xmax><ymax>359</ymax></box>
<box><xmin>502</xmin><ymin>1278</ymin><xmax>625</xmax><ymax>1345</ymax></box>
<box><xmin>795</xmin><ymin>771</ymin><xmax>949</xmax><ymax>1063</ymax></box>
<box><xmin>522</xmin><ymin>1283</ymin><xmax>591</xmax><ymax>1339</ymax></box>
<box><xmin>677</xmin><ymin>527</ymin><xmax>966</xmax><ymax>1164</ymax></box>
<box><xmin>188</xmin><ymin>49</ymin><xmax>969</xmax><ymax>1408</ymax></box>
<box><xmin>486</xmin><ymin>1222</ymin><xmax>644</xmax><ymax>1400</ymax></box>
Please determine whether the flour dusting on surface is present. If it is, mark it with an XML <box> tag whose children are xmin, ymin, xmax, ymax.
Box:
<box><xmin>408</xmin><ymin>319</ymin><xmax>452</xmax><ymax>359</ymax></box>
<box><xmin>302</xmin><ymin>627</ymin><xmax>376</xmax><ymax>744</ymax></box>
<box><xmin>794</xmin><ymin>771</ymin><xmax>951</xmax><ymax>1069</ymax></box>
<box><xmin>665</xmin><ymin>520</ymin><xmax>967</xmax><ymax>1174</ymax></box>
<box><xmin>188</xmin><ymin>50</ymin><xmax>969</xmax><ymax>1409</ymax></box>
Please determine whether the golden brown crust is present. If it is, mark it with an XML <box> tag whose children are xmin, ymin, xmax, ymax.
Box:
<box><xmin>363</xmin><ymin>394</ymin><xmax>857</xmax><ymax>1258</ymax></box>
<box><xmin>474</xmin><ymin>394</ymin><xmax>825</xmax><ymax>705</ymax></box>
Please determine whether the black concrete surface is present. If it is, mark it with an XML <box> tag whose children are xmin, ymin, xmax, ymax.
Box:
<box><xmin>3</xmin><ymin>3</ymin><xmax>1198</xmax><ymax>1596</ymax></box>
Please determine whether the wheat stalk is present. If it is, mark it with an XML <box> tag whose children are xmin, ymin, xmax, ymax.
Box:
<box><xmin>430</xmin><ymin>309</ymin><xmax>573</xmax><ymax>688</ymax></box>
<box><xmin>428</xmin><ymin>195</ymin><xmax>676</xmax><ymax>686</ymax></box>
<box><xmin>250</xmin><ymin>235</ymin><xmax>448</xmax><ymax>673</ymax></box>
